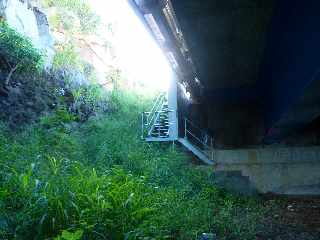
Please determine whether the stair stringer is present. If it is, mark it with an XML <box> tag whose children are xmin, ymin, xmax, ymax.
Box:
<box><xmin>178</xmin><ymin>138</ymin><xmax>214</xmax><ymax>165</ymax></box>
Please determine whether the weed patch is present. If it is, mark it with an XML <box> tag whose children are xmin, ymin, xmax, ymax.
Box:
<box><xmin>0</xmin><ymin>90</ymin><xmax>266</xmax><ymax>240</ymax></box>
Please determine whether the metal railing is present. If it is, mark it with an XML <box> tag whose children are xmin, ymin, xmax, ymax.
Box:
<box><xmin>184</xmin><ymin>118</ymin><xmax>214</xmax><ymax>160</ymax></box>
<box><xmin>149</xmin><ymin>109</ymin><xmax>174</xmax><ymax>138</ymax></box>
<box><xmin>141</xmin><ymin>93</ymin><xmax>167</xmax><ymax>139</ymax></box>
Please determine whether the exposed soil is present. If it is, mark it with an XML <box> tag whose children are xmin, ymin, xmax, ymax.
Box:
<box><xmin>257</xmin><ymin>197</ymin><xmax>320</xmax><ymax>240</ymax></box>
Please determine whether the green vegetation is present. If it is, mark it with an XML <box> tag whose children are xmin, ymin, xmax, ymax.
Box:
<box><xmin>42</xmin><ymin>0</ymin><xmax>101</xmax><ymax>35</ymax></box>
<box><xmin>44</xmin><ymin>0</ymin><xmax>114</xmax><ymax>90</ymax></box>
<box><xmin>53</xmin><ymin>43</ymin><xmax>81</xmax><ymax>70</ymax></box>
<box><xmin>0</xmin><ymin>4</ymin><xmax>267</xmax><ymax>240</ymax></box>
<box><xmin>0</xmin><ymin>20</ymin><xmax>43</xmax><ymax>86</ymax></box>
<box><xmin>0</xmin><ymin>20</ymin><xmax>108</xmax><ymax>127</ymax></box>
<box><xmin>0</xmin><ymin>90</ymin><xmax>266</xmax><ymax>240</ymax></box>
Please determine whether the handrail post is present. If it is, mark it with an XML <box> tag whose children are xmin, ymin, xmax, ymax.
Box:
<box><xmin>210</xmin><ymin>137</ymin><xmax>214</xmax><ymax>160</ymax></box>
<box><xmin>184</xmin><ymin>118</ymin><xmax>187</xmax><ymax>139</ymax></box>
<box><xmin>141</xmin><ymin>113</ymin><xmax>144</xmax><ymax>140</ymax></box>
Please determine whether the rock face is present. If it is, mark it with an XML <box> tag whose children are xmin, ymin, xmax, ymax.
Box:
<box><xmin>0</xmin><ymin>0</ymin><xmax>54</xmax><ymax>67</ymax></box>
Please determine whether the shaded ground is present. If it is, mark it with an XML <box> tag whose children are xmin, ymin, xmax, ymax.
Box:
<box><xmin>187</xmin><ymin>150</ymin><xmax>320</xmax><ymax>239</ymax></box>
<box><xmin>257</xmin><ymin>197</ymin><xmax>320</xmax><ymax>240</ymax></box>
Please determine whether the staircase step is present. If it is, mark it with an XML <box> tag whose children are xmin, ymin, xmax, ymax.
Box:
<box><xmin>145</xmin><ymin>137</ymin><xmax>173</xmax><ymax>142</ymax></box>
<box><xmin>143</xmin><ymin>98</ymin><xmax>175</xmax><ymax>140</ymax></box>
<box><xmin>150</xmin><ymin>134</ymin><xmax>169</xmax><ymax>138</ymax></box>
<box><xmin>151</xmin><ymin>130</ymin><xmax>169</xmax><ymax>133</ymax></box>
<box><xmin>154</xmin><ymin>123</ymin><xmax>169</xmax><ymax>126</ymax></box>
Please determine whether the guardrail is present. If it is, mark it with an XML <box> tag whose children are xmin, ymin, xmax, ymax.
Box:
<box><xmin>184</xmin><ymin>118</ymin><xmax>214</xmax><ymax>160</ymax></box>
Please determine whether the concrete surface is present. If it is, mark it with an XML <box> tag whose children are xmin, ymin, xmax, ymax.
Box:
<box><xmin>213</xmin><ymin>147</ymin><xmax>320</xmax><ymax>195</ymax></box>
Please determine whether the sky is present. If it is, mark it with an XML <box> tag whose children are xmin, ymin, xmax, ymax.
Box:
<box><xmin>89</xmin><ymin>0</ymin><xmax>171</xmax><ymax>91</ymax></box>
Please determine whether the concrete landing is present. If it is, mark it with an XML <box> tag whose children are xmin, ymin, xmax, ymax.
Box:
<box><xmin>214</xmin><ymin>147</ymin><xmax>320</xmax><ymax>196</ymax></box>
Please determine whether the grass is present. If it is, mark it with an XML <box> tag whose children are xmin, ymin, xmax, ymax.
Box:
<box><xmin>0</xmin><ymin>90</ymin><xmax>266</xmax><ymax>240</ymax></box>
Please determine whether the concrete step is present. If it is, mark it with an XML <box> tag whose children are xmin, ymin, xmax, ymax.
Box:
<box><xmin>213</xmin><ymin>170</ymin><xmax>258</xmax><ymax>196</ymax></box>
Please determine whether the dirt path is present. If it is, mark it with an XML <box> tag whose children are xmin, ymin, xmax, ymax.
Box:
<box><xmin>257</xmin><ymin>197</ymin><xmax>320</xmax><ymax>240</ymax></box>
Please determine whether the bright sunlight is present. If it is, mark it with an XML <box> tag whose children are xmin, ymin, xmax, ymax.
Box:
<box><xmin>90</xmin><ymin>0</ymin><xmax>172</xmax><ymax>92</ymax></box>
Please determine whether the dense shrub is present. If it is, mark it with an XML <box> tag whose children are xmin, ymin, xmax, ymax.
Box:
<box><xmin>0</xmin><ymin>20</ymin><xmax>43</xmax><ymax>93</ymax></box>
<box><xmin>0</xmin><ymin>90</ymin><xmax>266</xmax><ymax>240</ymax></box>
<box><xmin>0</xmin><ymin>17</ymin><xmax>110</xmax><ymax>128</ymax></box>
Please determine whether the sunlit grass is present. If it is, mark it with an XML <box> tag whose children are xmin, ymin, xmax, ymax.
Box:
<box><xmin>0</xmin><ymin>90</ymin><xmax>266</xmax><ymax>240</ymax></box>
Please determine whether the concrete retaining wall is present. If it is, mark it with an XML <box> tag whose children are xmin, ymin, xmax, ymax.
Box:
<box><xmin>214</xmin><ymin>147</ymin><xmax>320</xmax><ymax>195</ymax></box>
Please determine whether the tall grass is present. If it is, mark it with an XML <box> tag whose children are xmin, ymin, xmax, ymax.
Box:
<box><xmin>0</xmin><ymin>90</ymin><xmax>266</xmax><ymax>240</ymax></box>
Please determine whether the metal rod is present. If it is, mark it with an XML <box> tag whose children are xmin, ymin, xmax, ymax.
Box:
<box><xmin>186</xmin><ymin>130</ymin><xmax>205</xmax><ymax>146</ymax></box>
<box><xmin>141</xmin><ymin>113</ymin><xmax>144</xmax><ymax>139</ymax></box>
<box><xmin>185</xmin><ymin>118</ymin><xmax>187</xmax><ymax>139</ymax></box>
<box><xmin>183</xmin><ymin>116</ymin><xmax>215</xmax><ymax>160</ymax></box>
<box><xmin>149</xmin><ymin>92</ymin><xmax>164</xmax><ymax>115</ymax></box>
<box><xmin>210</xmin><ymin>137</ymin><xmax>213</xmax><ymax>160</ymax></box>
<box><xmin>185</xmin><ymin>118</ymin><xmax>204</xmax><ymax>132</ymax></box>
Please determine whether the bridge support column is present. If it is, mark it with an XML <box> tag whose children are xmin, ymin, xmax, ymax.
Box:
<box><xmin>168</xmin><ymin>72</ymin><xmax>178</xmax><ymax>140</ymax></box>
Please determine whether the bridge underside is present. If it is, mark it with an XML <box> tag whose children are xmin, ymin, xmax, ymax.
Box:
<box><xmin>131</xmin><ymin>0</ymin><xmax>320</xmax><ymax>148</ymax></box>
<box><xmin>131</xmin><ymin>0</ymin><xmax>320</xmax><ymax>195</ymax></box>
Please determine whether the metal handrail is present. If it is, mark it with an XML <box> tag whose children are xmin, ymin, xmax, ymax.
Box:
<box><xmin>147</xmin><ymin>109</ymin><xmax>165</xmax><ymax>137</ymax></box>
<box><xmin>184</xmin><ymin>117</ymin><xmax>214</xmax><ymax>160</ymax></box>
<box><xmin>141</xmin><ymin>93</ymin><xmax>167</xmax><ymax>139</ymax></box>
<box><xmin>147</xmin><ymin>93</ymin><xmax>165</xmax><ymax>118</ymax></box>
<box><xmin>145</xmin><ymin>93</ymin><xmax>166</xmax><ymax>126</ymax></box>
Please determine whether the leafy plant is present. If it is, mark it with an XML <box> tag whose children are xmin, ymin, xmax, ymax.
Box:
<box><xmin>40</xmin><ymin>107</ymin><xmax>78</xmax><ymax>129</ymax></box>
<box><xmin>0</xmin><ymin>20</ymin><xmax>43</xmax><ymax>87</ymax></box>
<box><xmin>0</xmin><ymin>90</ymin><xmax>267</xmax><ymax>240</ymax></box>
<box><xmin>53</xmin><ymin>43</ymin><xmax>81</xmax><ymax>70</ymax></box>
<box><xmin>54</xmin><ymin>230</ymin><xmax>84</xmax><ymax>240</ymax></box>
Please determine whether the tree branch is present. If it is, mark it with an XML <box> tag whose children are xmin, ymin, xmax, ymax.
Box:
<box><xmin>0</xmin><ymin>54</ymin><xmax>11</xmax><ymax>69</ymax></box>
<box><xmin>5</xmin><ymin>63</ymin><xmax>20</xmax><ymax>85</ymax></box>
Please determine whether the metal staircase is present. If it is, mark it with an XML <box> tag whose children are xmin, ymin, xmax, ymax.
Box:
<box><xmin>178</xmin><ymin>118</ymin><xmax>214</xmax><ymax>165</ymax></box>
<box><xmin>141</xmin><ymin>93</ymin><xmax>175</xmax><ymax>142</ymax></box>
<box><xmin>141</xmin><ymin>93</ymin><xmax>215</xmax><ymax>164</ymax></box>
